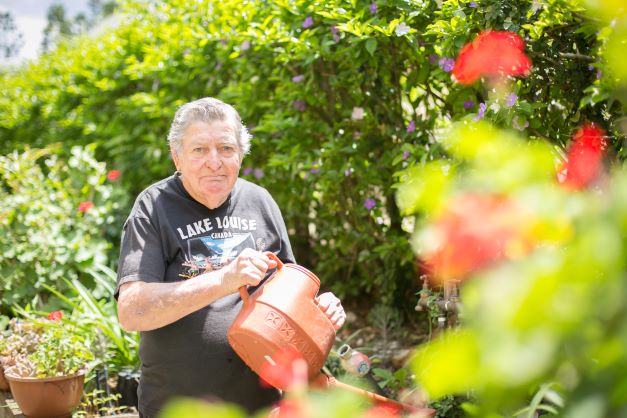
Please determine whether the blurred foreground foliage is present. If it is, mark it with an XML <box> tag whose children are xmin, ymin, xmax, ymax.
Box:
<box><xmin>398</xmin><ymin>0</ymin><xmax>627</xmax><ymax>416</ymax></box>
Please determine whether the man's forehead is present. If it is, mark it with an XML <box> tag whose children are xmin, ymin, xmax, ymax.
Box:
<box><xmin>184</xmin><ymin>126</ymin><xmax>238</xmax><ymax>144</ymax></box>
<box><xmin>186</xmin><ymin>134</ymin><xmax>236</xmax><ymax>143</ymax></box>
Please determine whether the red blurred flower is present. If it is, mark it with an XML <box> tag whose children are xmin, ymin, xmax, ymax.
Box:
<box><xmin>107</xmin><ymin>169</ymin><xmax>121</xmax><ymax>181</ymax></box>
<box><xmin>47</xmin><ymin>310</ymin><xmax>64</xmax><ymax>321</ymax></box>
<box><xmin>453</xmin><ymin>30</ymin><xmax>532</xmax><ymax>85</ymax></box>
<box><xmin>78</xmin><ymin>201</ymin><xmax>94</xmax><ymax>213</ymax></box>
<box><xmin>423</xmin><ymin>194</ymin><xmax>535</xmax><ymax>282</ymax></box>
<box><xmin>560</xmin><ymin>123</ymin><xmax>607</xmax><ymax>190</ymax></box>
<box><xmin>259</xmin><ymin>346</ymin><xmax>308</xmax><ymax>391</ymax></box>
<box><xmin>363</xmin><ymin>402</ymin><xmax>402</xmax><ymax>418</ymax></box>
<box><xmin>268</xmin><ymin>399</ymin><xmax>309</xmax><ymax>418</ymax></box>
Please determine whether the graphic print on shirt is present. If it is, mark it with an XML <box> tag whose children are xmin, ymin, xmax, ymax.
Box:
<box><xmin>180</xmin><ymin>232</ymin><xmax>256</xmax><ymax>279</ymax></box>
<box><xmin>176</xmin><ymin>215</ymin><xmax>262</xmax><ymax>279</ymax></box>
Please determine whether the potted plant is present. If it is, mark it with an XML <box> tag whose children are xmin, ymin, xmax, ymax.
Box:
<box><xmin>1</xmin><ymin>311</ymin><xmax>94</xmax><ymax>418</ymax></box>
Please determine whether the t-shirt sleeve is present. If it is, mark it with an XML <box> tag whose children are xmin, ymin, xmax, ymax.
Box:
<box><xmin>114</xmin><ymin>215</ymin><xmax>167</xmax><ymax>300</ymax></box>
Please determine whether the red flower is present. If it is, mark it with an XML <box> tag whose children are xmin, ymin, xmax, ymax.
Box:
<box><xmin>107</xmin><ymin>169</ymin><xmax>121</xmax><ymax>181</ymax></box>
<box><xmin>453</xmin><ymin>30</ymin><xmax>532</xmax><ymax>85</ymax></box>
<box><xmin>259</xmin><ymin>346</ymin><xmax>308</xmax><ymax>391</ymax></box>
<box><xmin>560</xmin><ymin>123</ymin><xmax>607</xmax><ymax>190</ymax></box>
<box><xmin>423</xmin><ymin>194</ymin><xmax>535</xmax><ymax>282</ymax></box>
<box><xmin>269</xmin><ymin>399</ymin><xmax>309</xmax><ymax>418</ymax></box>
<box><xmin>47</xmin><ymin>310</ymin><xmax>64</xmax><ymax>321</ymax></box>
<box><xmin>362</xmin><ymin>402</ymin><xmax>402</xmax><ymax>418</ymax></box>
<box><xmin>78</xmin><ymin>201</ymin><xmax>94</xmax><ymax>213</ymax></box>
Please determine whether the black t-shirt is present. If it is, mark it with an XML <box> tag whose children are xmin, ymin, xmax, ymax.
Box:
<box><xmin>115</xmin><ymin>173</ymin><xmax>295</xmax><ymax>416</ymax></box>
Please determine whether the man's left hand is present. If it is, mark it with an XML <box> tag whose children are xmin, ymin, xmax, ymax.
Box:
<box><xmin>316</xmin><ymin>292</ymin><xmax>346</xmax><ymax>331</ymax></box>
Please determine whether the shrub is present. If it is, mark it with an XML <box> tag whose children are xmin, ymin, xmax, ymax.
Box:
<box><xmin>0</xmin><ymin>0</ymin><xmax>623</xmax><ymax>308</ymax></box>
<box><xmin>0</xmin><ymin>145</ymin><xmax>128</xmax><ymax>314</ymax></box>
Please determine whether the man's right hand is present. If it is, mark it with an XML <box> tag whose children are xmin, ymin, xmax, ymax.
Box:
<box><xmin>221</xmin><ymin>248</ymin><xmax>278</xmax><ymax>294</ymax></box>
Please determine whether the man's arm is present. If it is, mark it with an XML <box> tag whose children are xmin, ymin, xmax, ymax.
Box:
<box><xmin>117</xmin><ymin>249</ymin><xmax>276</xmax><ymax>332</ymax></box>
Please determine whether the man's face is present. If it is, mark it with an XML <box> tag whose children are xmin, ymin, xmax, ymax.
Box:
<box><xmin>172</xmin><ymin>120</ymin><xmax>242</xmax><ymax>209</ymax></box>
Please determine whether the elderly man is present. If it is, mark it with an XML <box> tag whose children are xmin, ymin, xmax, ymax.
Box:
<box><xmin>115</xmin><ymin>97</ymin><xmax>345</xmax><ymax>417</ymax></box>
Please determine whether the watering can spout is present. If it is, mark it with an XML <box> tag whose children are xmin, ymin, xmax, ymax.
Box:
<box><xmin>312</xmin><ymin>371</ymin><xmax>436</xmax><ymax>417</ymax></box>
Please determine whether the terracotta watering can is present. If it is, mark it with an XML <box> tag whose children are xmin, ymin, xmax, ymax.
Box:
<box><xmin>227</xmin><ymin>253</ymin><xmax>437</xmax><ymax>417</ymax></box>
<box><xmin>227</xmin><ymin>252</ymin><xmax>335</xmax><ymax>387</ymax></box>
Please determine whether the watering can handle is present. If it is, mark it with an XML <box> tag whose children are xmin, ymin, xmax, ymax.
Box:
<box><xmin>238</xmin><ymin>252</ymin><xmax>284</xmax><ymax>303</ymax></box>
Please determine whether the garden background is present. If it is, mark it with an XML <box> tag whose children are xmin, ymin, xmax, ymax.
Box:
<box><xmin>1</xmin><ymin>0</ymin><xmax>626</xmax><ymax>417</ymax></box>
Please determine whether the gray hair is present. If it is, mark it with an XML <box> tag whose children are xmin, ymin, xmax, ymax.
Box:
<box><xmin>167</xmin><ymin>97</ymin><xmax>252</xmax><ymax>158</ymax></box>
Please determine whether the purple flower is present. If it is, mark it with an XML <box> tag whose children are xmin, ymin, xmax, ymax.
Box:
<box><xmin>292</xmin><ymin>75</ymin><xmax>304</xmax><ymax>83</ymax></box>
<box><xmin>438</xmin><ymin>57</ymin><xmax>455</xmax><ymax>72</ymax></box>
<box><xmin>302</xmin><ymin>16</ymin><xmax>313</xmax><ymax>29</ymax></box>
<box><xmin>469</xmin><ymin>1</ymin><xmax>478</xmax><ymax>7</ymax></box>
<box><xmin>330</xmin><ymin>25</ymin><xmax>340</xmax><ymax>42</ymax></box>
<box><xmin>219</xmin><ymin>39</ymin><xmax>227</xmax><ymax>46</ymax></box>
<box><xmin>243</xmin><ymin>167</ymin><xmax>253</xmax><ymax>175</ymax></box>
<box><xmin>403</xmin><ymin>151</ymin><xmax>410</xmax><ymax>160</ymax></box>
<box><xmin>505</xmin><ymin>92</ymin><xmax>517</xmax><ymax>107</ymax></box>
<box><xmin>429</xmin><ymin>54</ymin><xmax>439</xmax><ymax>65</ymax></box>
<box><xmin>407</xmin><ymin>120</ymin><xmax>416</xmax><ymax>133</ymax></box>
<box><xmin>364</xmin><ymin>198</ymin><xmax>376</xmax><ymax>210</ymax></box>
<box><xmin>310</xmin><ymin>167</ymin><xmax>320</xmax><ymax>174</ymax></box>
<box><xmin>588</xmin><ymin>65</ymin><xmax>602</xmax><ymax>80</ymax></box>
<box><xmin>344</xmin><ymin>168</ymin><xmax>353</xmax><ymax>177</ymax></box>
<box><xmin>293</xmin><ymin>100</ymin><xmax>306</xmax><ymax>112</ymax></box>
<box><xmin>473</xmin><ymin>102</ymin><xmax>487</xmax><ymax>122</ymax></box>
<box><xmin>254</xmin><ymin>168</ymin><xmax>264</xmax><ymax>179</ymax></box>
<box><xmin>240</xmin><ymin>40</ymin><xmax>250</xmax><ymax>51</ymax></box>
<box><xmin>369</xmin><ymin>2</ymin><xmax>377</xmax><ymax>14</ymax></box>
<box><xmin>463</xmin><ymin>100</ymin><xmax>475</xmax><ymax>109</ymax></box>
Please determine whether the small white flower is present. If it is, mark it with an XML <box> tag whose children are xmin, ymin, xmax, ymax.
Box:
<box><xmin>351</xmin><ymin>107</ymin><xmax>365</xmax><ymax>120</ymax></box>
<box><xmin>531</xmin><ymin>0</ymin><xmax>543</xmax><ymax>14</ymax></box>
<box><xmin>490</xmin><ymin>102</ymin><xmax>501</xmax><ymax>113</ymax></box>
<box><xmin>512</xmin><ymin>116</ymin><xmax>529</xmax><ymax>131</ymax></box>
<box><xmin>394</xmin><ymin>22</ymin><xmax>411</xmax><ymax>37</ymax></box>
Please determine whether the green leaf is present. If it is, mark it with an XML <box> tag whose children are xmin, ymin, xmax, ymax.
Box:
<box><xmin>365</xmin><ymin>38</ymin><xmax>377</xmax><ymax>56</ymax></box>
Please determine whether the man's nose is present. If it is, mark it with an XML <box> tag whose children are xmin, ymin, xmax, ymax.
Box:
<box><xmin>204</xmin><ymin>149</ymin><xmax>222</xmax><ymax>170</ymax></box>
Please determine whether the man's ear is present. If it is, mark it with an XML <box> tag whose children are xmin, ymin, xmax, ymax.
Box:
<box><xmin>171</xmin><ymin>147</ymin><xmax>180</xmax><ymax>171</ymax></box>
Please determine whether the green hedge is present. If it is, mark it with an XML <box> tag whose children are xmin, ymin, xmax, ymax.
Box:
<box><xmin>0</xmin><ymin>0</ymin><xmax>623</xmax><ymax>308</ymax></box>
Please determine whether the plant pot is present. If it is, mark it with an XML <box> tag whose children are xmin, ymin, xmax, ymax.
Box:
<box><xmin>115</xmin><ymin>369</ymin><xmax>140</xmax><ymax>408</ymax></box>
<box><xmin>6</xmin><ymin>372</ymin><xmax>85</xmax><ymax>418</ymax></box>
<box><xmin>0</xmin><ymin>363</ymin><xmax>10</xmax><ymax>391</ymax></box>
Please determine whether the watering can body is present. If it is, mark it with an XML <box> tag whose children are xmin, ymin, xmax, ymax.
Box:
<box><xmin>227</xmin><ymin>254</ymin><xmax>336</xmax><ymax>388</ymax></box>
